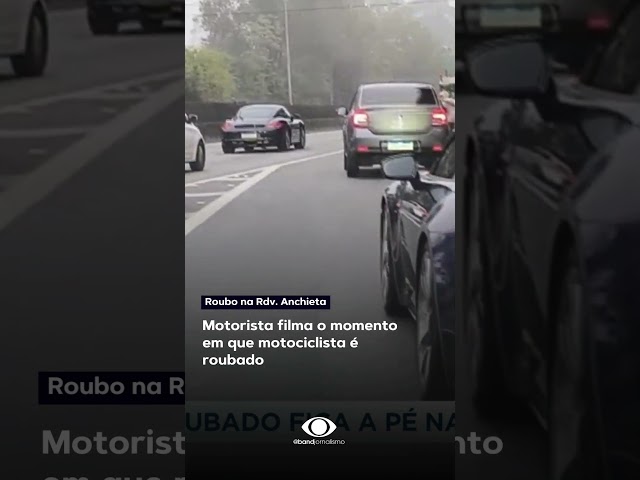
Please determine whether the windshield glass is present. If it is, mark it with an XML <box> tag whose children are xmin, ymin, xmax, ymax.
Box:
<box><xmin>236</xmin><ymin>105</ymin><xmax>279</xmax><ymax>118</ymax></box>
<box><xmin>361</xmin><ymin>85</ymin><xmax>437</xmax><ymax>106</ymax></box>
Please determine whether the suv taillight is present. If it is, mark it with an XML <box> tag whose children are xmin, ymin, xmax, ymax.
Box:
<box><xmin>351</xmin><ymin>108</ymin><xmax>369</xmax><ymax>128</ymax></box>
<box><xmin>431</xmin><ymin>107</ymin><xmax>447</xmax><ymax>127</ymax></box>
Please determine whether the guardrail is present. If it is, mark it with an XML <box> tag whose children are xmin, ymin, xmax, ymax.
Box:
<box><xmin>200</xmin><ymin>117</ymin><xmax>343</xmax><ymax>142</ymax></box>
<box><xmin>185</xmin><ymin>101</ymin><xmax>340</xmax><ymax>124</ymax></box>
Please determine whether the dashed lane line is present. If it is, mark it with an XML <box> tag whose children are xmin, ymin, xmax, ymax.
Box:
<box><xmin>185</xmin><ymin>192</ymin><xmax>225</xmax><ymax>198</ymax></box>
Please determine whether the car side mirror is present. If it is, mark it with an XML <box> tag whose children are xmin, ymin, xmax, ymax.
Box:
<box><xmin>188</xmin><ymin>114</ymin><xmax>198</xmax><ymax>124</ymax></box>
<box><xmin>381</xmin><ymin>154</ymin><xmax>418</xmax><ymax>181</ymax></box>
<box><xmin>466</xmin><ymin>39</ymin><xmax>552</xmax><ymax>98</ymax></box>
<box><xmin>336</xmin><ymin>107</ymin><xmax>347</xmax><ymax>117</ymax></box>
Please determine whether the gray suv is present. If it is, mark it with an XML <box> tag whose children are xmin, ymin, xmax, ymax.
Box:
<box><xmin>338</xmin><ymin>82</ymin><xmax>451</xmax><ymax>177</ymax></box>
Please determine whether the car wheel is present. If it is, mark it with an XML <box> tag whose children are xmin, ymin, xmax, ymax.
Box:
<box><xmin>141</xmin><ymin>18</ymin><xmax>163</xmax><ymax>32</ymax></box>
<box><xmin>221</xmin><ymin>143</ymin><xmax>235</xmax><ymax>154</ymax></box>
<box><xmin>294</xmin><ymin>128</ymin><xmax>306</xmax><ymax>149</ymax></box>
<box><xmin>465</xmin><ymin>166</ymin><xmax>507</xmax><ymax>415</ymax></box>
<box><xmin>548</xmin><ymin>247</ymin><xmax>602</xmax><ymax>480</ymax></box>
<box><xmin>244</xmin><ymin>146</ymin><xmax>254</xmax><ymax>152</ymax></box>
<box><xmin>416</xmin><ymin>240</ymin><xmax>453</xmax><ymax>400</ymax></box>
<box><xmin>10</xmin><ymin>6</ymin><xmax>48</xmax><ymax>77</ymax></box>
<box><xmin>88</xmin><ymin>13</ymin><xmax>118</xmax><ymax>35</ymax></box>
<box><xmin>189</xmin><ymin>142</ymin><xmax>206</xmax><ymax>172</ymax></box>
<box><xmin>346</xmin><ymin>152</ymin><xmax>360</xmax><ymax>177</ymax></box>
<box><xmin>277</xmin><ymin>128</ymin><xmax>291</xmax><ymax>151</ymax></box>
<box><xmin>380</xmin><ymin>208</ymin><xmax>406</xmax><ymax>316</ymax></box>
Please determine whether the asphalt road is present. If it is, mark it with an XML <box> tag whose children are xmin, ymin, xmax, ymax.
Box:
<box><xmin>455</xmin><ymin>95</ymin><xmax>547</xmax><ymax>479</ymax></box>
<box><xmin>185</xmin><ymin>130</ymin><xmax>424</xmax><ymax>400</ymax></box>
<box><xmin>0</xmin><ymin>8</ymin><xmax>183</xmax><ymax>230</ymax></box>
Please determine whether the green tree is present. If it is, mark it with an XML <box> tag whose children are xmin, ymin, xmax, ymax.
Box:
<box><xmin>196</xmin><ymin>0</ymin><xmax>449</xmax><ymax>105</ymax></box>
<box><xmin>185</xmin><ymin>47</ymin><xmax>237</xmax><ymax>102</ymax></box>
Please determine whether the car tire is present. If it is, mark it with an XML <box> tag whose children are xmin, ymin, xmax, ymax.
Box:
<box><xmin>345</xmin><ymin>152</ymin><xmax>360</xmax><ymax>177</ymax></box>
<box><xmin>294</xmin><ymin>127</ymin><xmax>306</xmax><ymax>149</ymax></box>
<box><xmin>464</xmin><ymin>166</ymin><xmax>508</xmax><ymax>416</ymax></box>
<box><xmin>88</xmin><ymin>13</ymin><xmax>118</xmax><ymax>35</ymax></box>
<box><xmin>277</xmin><ymin>128</ymin><xmax>291</xmax><ymax>151</ymax></box>
<box><xmin>416</xmin><ymin>240</ymin><xmax>453</xmax><ymax>401</ymax></box>
<box><xmin>244</xmin><ymin>146</ymin><xmax>254</xmax><ymax>152</ymax></box>
<box><xmin>221</xmin><ymin>143</ymin><xmax>235</xmax><ymax>154</ymax></box>
<box><xmin>10</xmin><ymin>5</ymin><xmax>48</xmax><ymax>77</ymax></box>
<box><xmin>548</xmin><ymin>246</ymin><xmax>603</xmax><ymax>480</ymax></box>
<box><xmin>380</xmin><ymin>208</ymin><xmax>407</xmax><ymax>316</ymax></box>
<box><xmin>189</xmin><ymin>141</ymin><xmax>206</xmax><ymax>172</ymax></box>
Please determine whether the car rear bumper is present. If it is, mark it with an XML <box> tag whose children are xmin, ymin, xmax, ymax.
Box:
<box><xmin>87</xmin><ymin>0</ymin><xmax>184</xmax><ymax>21</ymax></box>
<box><xmin>354</xmin><ymin>151</ymin><xmax>438</xmax><ymax>170</ymax></box>
<box><xmin>221</xmin><ymin>128</ymin><xmax>280</xmax><ymax>148</ymax></box>
<box><xmin>347</xmin><ymin>127</ymin><xmax>450</xmax><ymax>166</ymax></box>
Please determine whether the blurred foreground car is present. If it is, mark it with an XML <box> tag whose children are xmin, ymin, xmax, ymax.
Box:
<box><xmin>220</xmin><ymin>104</ymin><xmax>306</xmax><ymax>154</ymax></box>
<box><xmin>456</xmin><ymin>1</ymin><xmax>561</xmax><ymax>65</ymax></box>
<box><xmin>380</xmin><ymin>135</ymin><xmax>455</xmax><ymax>400</ymax></box>
<box><xmin>456</xmin><ymin>0</ymin><xmax>627</xmax><ymax>74</ymax></box>
<box><xmin>87</xmin><ymin>0</ymin><xmax>184</xmax><ymax>35</ymax></box>
<box><xmin>463</xmin><ymin>4</ymin><xmax>640</xmax><ymax>478</ymax></box>
<box><xmin>554</xmin><ymin>0</ymin><xmax>627</xmax><ymax>71</ymax></box>
<box><xmin>185</xmin><ymin>113</ymin><xmax>205</xmax><ymax>172</ymax></box>
<box><xmin>0</xmin><ymin>0</ymin><xmax>48</xmax><ymax>77</ymax></box>
<box><xmin>338</xmin><ymin>82</ymin><xmax>451</xmax><ymax>177</ymax></box>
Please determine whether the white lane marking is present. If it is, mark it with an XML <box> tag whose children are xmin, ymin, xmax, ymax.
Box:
<box><xmin>185</xmin><ymin>166</ymin><xmax>278</xmax><ymax>236</ymax></box>
<box><xmin>205</xmin><ymin>128</ymin><xmax>341</xmax><ymax>146</ymax></box>
<box><xmin>185</xmin><ymin>169</ymin><xmax>265</xmax><ymax>187</ymax></box>
<box><xmin>185</xmin><ymin>192</ymin><xmax>225</xmax><ymax>198</ymax></box>
<box><xmin>0</xmin><ymin>69</ymin><xmax>183</xmax><ymax>114</ymax></box>
<box><xmin>185</xmin><ymin>148</ymin><xmax>342</xmax><ymax>187</ymax></box>
<box><xmin>272</xmin><ymin>150</ymin><xmax>342</xmax><ymax>169</ymax></box>
<box><xmin>0</xmin><ymin>80</ymin><xmax>183</xmax><ymax>233</ymax></box>
<box><xmin>0</xmin><ymin>127</ymin><xmax>90</xmax><ymax>138</ymax></box>
<box><xmin>185</xmin><ymin>150</ymin><xmax>341</xmax><ymax>236</ymax></box>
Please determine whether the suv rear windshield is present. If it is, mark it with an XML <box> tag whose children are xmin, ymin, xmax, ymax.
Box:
<box><xmin>361</xmin><ymin>85</ymin><xmax>437</xmax><ymax>106</ymax></box>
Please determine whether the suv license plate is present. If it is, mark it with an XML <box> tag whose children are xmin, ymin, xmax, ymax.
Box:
<box><xmin>387</xmin><ymin>141</ymin><xmax>414</xmax><ymax>151</ymax></box>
